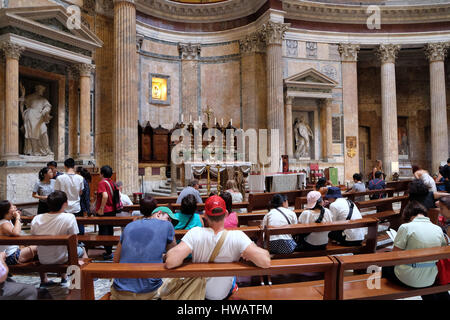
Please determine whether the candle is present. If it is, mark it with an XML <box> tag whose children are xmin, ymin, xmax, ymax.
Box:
<box><xmin>230</xmin><ymin>118</ymin><xmax>233</xmax><ymax>126</ymax></box>
<box><xmin>189</xmin><ymin>114</ymin><xmax>192</xmax><ymax>123</ymax></box>
<box><xmin>181</xmin><ymin>114</ymin><xmax>184</xmax><ymax>123</ymax></box>
<box><xmin>214</xmin><ymin>117</ymin><xmax>216</xmax><ymax>125</ymax></box>
<box><xmin>221</xmin><ymin>118</ymin><xmax>224</xmax><ymax>126</ymax></box>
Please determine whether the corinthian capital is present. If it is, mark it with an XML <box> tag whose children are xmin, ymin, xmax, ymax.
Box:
<box><xmin>338</xmin><ymin>43</ymin><xmax>360</xmax><ymax>62</ymax></box>
<box><xmin>425</xmin><ymin>43</ymin><xmax>448</xmax><ymax>62</ymax></box>
<box><xmin>0</xmin><ymin>42</ymin><xmax>25</xmax><ymax>60</ymax></box>
<box><xmin>75</xmin><ymin>63</ymin><xmax>96</xmax><ymax>77</ymax></box>
<box><xmin>376</xmin><ymin>44</ymin><xmax>401</xmax><ymax>64</ymax></box>
<box><xmin>178</xmin><ymin>43</ymin><xmax>201</xmax><ymax>60</ymax></box>
<box><xmin>260</xmin><ymin>21</ymin><xmax>290</xmax><ymax>46</ymax></box>
<box><xmin>239</xmin><ymin>32</ymin><xmax>265</xmax><ymax>55</ymax></box>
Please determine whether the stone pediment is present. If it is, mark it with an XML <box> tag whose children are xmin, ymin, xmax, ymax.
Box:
<box><xmin>285</xmin><ymin>68</ymin><xmax>337</xmax><ymax>90</ymax></box>
<box><xmin>0</xmin><ymin>5</ymin><xmax>102</xmax><ymax>55</ymax></box>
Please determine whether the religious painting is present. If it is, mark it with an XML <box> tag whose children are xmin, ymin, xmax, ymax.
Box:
<box><xmin>346</xmin><ymin>136</ymin><xmax>357</xmax><ymax>158</ymax></box>
<box><xmin>398</xmin><ymin>117</ymin><xmax>409</xmax><ymax>159</ymax></box>
<box><xmin>149</xmin><ymin>73</ymin><xmax>171</xmax><ymax>105</ymax></box>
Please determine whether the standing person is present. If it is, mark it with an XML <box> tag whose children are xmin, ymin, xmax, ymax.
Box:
<box><xmin>47</xmin><ymin>161</ymin><xmax>63</xmax><ymax>180</ymax></box>
<box><xmin>76</xmin><ymin>167</ymin><xmax>91</xmax><ymax>218</ymax></box>
<box><xmin>325</xmin><ymin>187</ymin><xmax>367</xmax><ymax>246</ymax></box>
<box><xmin>382</xmin><ymin>201</ymin><xmax>449</xmax><ymax>300</ymax></box>
<box><xmin>220</xmin><ymin>192</ymin><xmax>238</xmax><ymax>229</ymax></box>
<box><xmin>412</xmin><ymin>165</ymin><xmax>437</xmax><ymax>193</ymax></box>
<box><xmin>54</xmin><ymin>158</ymin><xmax>85</xmax><ymax>235</ymax></box>
<box><xmin>371</xmin><ymin>159</ymin><xmax>384</xmax><ymax>180</ymax></box>
<box><xmin>297</xmin><ymin>191</ymin><xmax>333</xmax><ymax>251</ymax></box>
<box><xmin>368</xmin><ymin>171</ymin><xmax>387</xmax><ymax>200</ymax></box>
<box><xmin>31</xmin><ymin>191</ymin><xmax>88</xmax><ymax>287</ymax></box>
<box><xmin>110</xmin><ymin>200</ymin><xmax>178</xmax><ymax>300</ymax></box>
<box><xmin>345</xmin><ymin>173</ymin><xmax>366</xmax><ymax>202</ymax></box>
<box><xmin>174</xmin><ymin>194</ymin><xmax>203</xmax><ymax>231</ymax></box>
<box><xmin>441</xmin><ymin>158</ymin><xmax>450</xmax><ymax>193</ymax></box>
<box><xmin>0</xmin><ymin>252</ymin><xmax>37</xmax><ymax>300</ymax></box>
<box><xmin>165</xmin><ymin>195</ymin><xmax>270</xmax><ymax>300</ymax></box>
<box><xmin>261</xmin><ymin>194</ymin><xmax>298</xmax><ymax>254</ymax></box>
<box><xmin>176</xmin><ymin>179</ymin><xmax>203</xmax><ymax>204</ymax></box>
<box><xmin>32</xmin><ymin>167</ymin><xmax>55</xmax><ymax>214</ymax></box>
<box><xmin>96</xmin><ymin>165</ymin><xmax>122</xmax><ymax>260</ymax></box>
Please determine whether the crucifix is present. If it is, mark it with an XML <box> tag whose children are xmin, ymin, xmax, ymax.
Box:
<box><xmin>203</xmin><ymin>105</ymin><xmax>214</xmax><ymax>127</ymax></box>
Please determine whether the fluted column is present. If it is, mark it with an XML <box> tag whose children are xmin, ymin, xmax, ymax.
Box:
<box><xmin>261</xmin><ymin>21</ymin><xmax>289</xmax><ymax>170</ymax></box>
<box><xmin>285</xmin><ymin>96</ymin><xmax>294</xmax><ymax>158</ymax></box>
<box><xmin>377</xmin><ymin>44</ymin><xmax>401</xmax><ymax>180</ymax></box>
<box><xmin>114</xmin><ymin>0</ymin><xmax>138</xmax><ymax>194</ymax></box>
<box><xmin>179</xmin><ymin>43</ymin><xmax>201</xmax><ymax>122</ymax></box>
<box><xmin>321</xmin><ymin>99</ymin><xmax>333</xmax><ymax>161</ymax></box>
<box><xmin>76</xmin><ymin>63</ymin><xmax>95</xmax><ymax>160</ymax></box>
<box><xmin>68</xmin><ymin>66</ymin><xmax>79</xmax><ymax>158</ymax></box>
<box><xmin>426</xmin><ymin>43</ymin><xmax>449</xmax><ymax>174</ymax></box>
<box><xmin>1</xmin><ymin>42</ymin><xmax>24</xmax><ymax>159</ymax></box>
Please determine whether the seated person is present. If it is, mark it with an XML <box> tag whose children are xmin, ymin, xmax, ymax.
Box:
<box><xmin>437</xmin><ymin>195</ymin><xmax>450</xmax><ymax>219</ymax></box>
<box><xmin>111</xmin><ymin>202</ymin><xmax>178</xmax><ymax>300</ymax></box>
<box><xmin>165</xmin><ymin>195</ymin><xmax>270</xmax><ymax>300</ymax></box>
<box><xmin>408</xmin><ymin>179</ymin><xmax>448</xmax><ymax>211</ymax></box>
<box><xmin>315</xmin><ymin>177</ymin><xmax>329</xmax><ymax>198</ymax></box>
<box><xmin>0</xmin><ymin>201</ymin><xmax>37</xmax><ymax>266</ymax></box>
<box><xmin>262</xmin><ymin>194</ymin><xmax>298</xmax><ymax>254</ymax></box>
<box><xmin>176</xmin><ymin>179</ymin><xmax>203</xmax><ymax>204</ymax></box>
<box><xmin>325</xmin><ymin>187</ymin><xmax>366</xmax><ymax>246</ymax></box>
<box><xmin>174</xmin><ymin>194</ymin><xmax>203</xmax><ymax>230</ymax></box>
<box><xmin>220</xmin><ymin>192</ymin><xmax>238</xmax><ymax>229</ymax></box>
<box><xmin>368</xmin><ymin>171</ymin><xmax>386</xmax><ymax>199</ymax></box>
<box><xmin>297</xmin><ymin>191</ymin><xmax>333</xmax><ymax>251</ymax></box>
<box><xmin>225</xmin><ymin>180</ymin><xmax>244</xmax><ymax>213</ymax></box>
<box><xmin>346</xmin><ymin>173</ymin><xmax>366</xmax><ymax>202</ymax></box>
<box><xmin>0</xmin><ymin>252</ymin><xmax>37</xmax><ymax>300</ymax></box>
<box><xmin>382</xmin><ymin>201</ymin><xmax>449</xmax><ymax>300</ymax></box>
<box><xmin>31</xmin><ymin>191</ymin><xmax>88</xmax><ymax>287</ymax></box>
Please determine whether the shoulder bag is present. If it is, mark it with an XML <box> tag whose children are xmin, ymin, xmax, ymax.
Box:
<box><xmin>436</xmin><ymin>235</ymin><xmax>450</xmax><ymax>285</ymax></box>
<box><xmin>275</xmin><ymin>207</ymin><xmax>304</xmax><ymax>244</ymax></box>
<box><xmin>159</xmin><ymin>230</ymin><xmax>228</xmax><ymax>300</ymax></box>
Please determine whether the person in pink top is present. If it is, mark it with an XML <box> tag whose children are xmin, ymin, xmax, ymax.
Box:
<box><xmin>220</xmin><ymin>192</ymin><xmax>238</xmax><ymax>229</ymax></box>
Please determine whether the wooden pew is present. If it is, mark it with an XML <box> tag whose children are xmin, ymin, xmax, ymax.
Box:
<box><xmin>334</xmin><ymin>246</ymin><xmax>450</xmax><ymax>300</ymax></box>
<box><xmin>121</xmin><ymin>201</ymin><xmax>249</xmax><ymax>213</ymax></box>
<box><xmin>247</xmin><ymin>190</ymin><xmax>312</xmax><ymax>213</ymax></box>
<box><xmin>21</xmin><ymin>216</ymin><xmax>136</xmax><ymax>226</ymax></box>
<box><xmin>0</xmin><ymin>234</ymin><xmax>80</xmax><ymax>274</ymax></box>
<box><xmin>294</xmin><ymin>188</ymin><xmax>396</xmax><ymax>209</ymax></box>
<box><xmin>386</xmin><ymin>180</ymin><xmax>412</xmax><ymax>196</ymax></box>
<box><xmin>80</xmin><ymin>256</ymin><xmax>338</xmax><ymax>300</ymax></box>
<box><xmin>237</xmin><ymin>209</ymin><xmax>306</xmax><ymax>227</ymax></box>
<box><xmin>263</xmin><ymin>218</ymin><xmax>379</xmax><ymax>259</ymax></box>
<box><xmin>355</xmin><ymin>195</ymin><xmax>409</xmax><ymax>213</ymax></box>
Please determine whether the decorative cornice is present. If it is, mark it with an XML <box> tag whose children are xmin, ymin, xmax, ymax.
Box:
<box><xmin>425</xmin><ymin>42</ymin><xmax>448</xmax><ymax>62</ymax></box>
<box><xmin>114</xmin><ymin>0</ymin><xmax>135</xmax><ymax>4</ymax></box>
<box><xmin>75</xmin><ymin>63</ymin><xmax>95</xmax><ymax>77</ymax></box>
<box><xmin>260</xmin><ymin>21</ymin><xmax>290</xmax><ymax>46</ymax></box>
<box><xmin>376</xmin><ymin>44</ymin><xmax>401</xmax><ymax>64</ymax></box>
<box><xmin>0</xmin><ymin>41</ymin><xmax>25</xmax><ymax>60</ymax></box>
<box><xmin>338</xmin><ymin>43</ymin><xmax>360</xmax><ymax>62</ymax></box>
<box><xmin>178</xmin><ymin>42</ymin><xmax>201</xmax><ymax>60</ymax></box>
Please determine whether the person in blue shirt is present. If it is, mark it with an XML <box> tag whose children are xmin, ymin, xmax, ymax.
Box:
<box><xmin>110</xmin><ymin>202</ymin><xmax>178</xmax><ymax>300</ymax></box>
<box><xmin>368</xmin><ymin>171</ymin><xmax>386</xmax><ymax>199</ymax></box>
<box><xmin>176</xmin><ymin>179</ymin><xmax>203</xmax><ymax>204</ymax></box>
<box><xmin>175</xmin><ymin>194</ymin><xmax>203</xmax><ymax>231</ymax></box>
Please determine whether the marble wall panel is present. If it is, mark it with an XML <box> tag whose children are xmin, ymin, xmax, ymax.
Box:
<box><xmin>201</xmin><ymin>42</ymin><xmax>239</xmax><ymax>58</ymax></box>
<box><xmin>142</xmin><ymin>39</ymin><xmax>179</xmax><ymax>57</ymax></box>
<box><xmin>6</xmin><ymin>0</ymin><xmax>55</xmax><ymax>7</ymax></box>
<box><xmin>0</xmin><ymin>59</ymin><xmax>4</xmax><ymax>156</ymax></box>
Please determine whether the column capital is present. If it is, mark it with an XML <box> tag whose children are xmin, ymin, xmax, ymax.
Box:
<box><xmin>67</xmin><ymin>65</ymin><xmax>80</xmax><ymax>80</ymax></box>
<box><xmin>239</xmin><ymin>32</ymin><xmax>266</xmax><ymax>55</ymax></box>
<box><xmin>425</xmin><ymin>42</ymin><xmax>448</xmax><ymax>62</ymax></box>
<box><xmin>75</xmin><ymin>63</ymin><xmax>95</xmax><ymax>77</ymax></box>
<box><xmin>178</xmin><ymin>43</ymin><xmax>201</xmax><ymax>60</ymax></box>
<box><xmin>114</xmin><ymin>0</ymin><xmax>135</xmax><ymax>5</ymax></box>
<box><xmin>0</xmin><ymin>42</ymin><xmax>25</xmax><ymax>60</ymax></box>
<box><xmin>285</xmin><ymin>96</ymin><xmax>293</xmax><ymax>105</ymax></box>
<box><xmin>260</xmin><ymin>21</ymin><xmax>290</xmax><ymax>46</ymax></box>
<box><xmin>338</xmin><ymin>43</ymin><xmax>360</xmax><ymax>62</ymax></box>
<box><xmin>376</xmin><ymin>44</ymin><xmax>401</xmax><ymax>64</ymax></box>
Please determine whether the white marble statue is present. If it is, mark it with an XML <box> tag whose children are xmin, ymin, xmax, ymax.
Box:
<box><xmin>19</xmin><ymin>83</ymin><xmax>54</xmax><ymax>156</ymax></box>
<box><xmin>294</xmin><ymin>116</ymin><xmax>313</xmax><ymax>159</ymax></box>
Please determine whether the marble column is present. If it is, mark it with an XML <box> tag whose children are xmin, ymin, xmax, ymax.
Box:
<box><xmin>320</xmin><ymin>99</ymin><xmax>333</xmax><ymax>161</ymax></box>
<box><xmin>285</xmin><ymin>96</ymin><xmax>294</xmax><ymax>158</ymax></box>
<box><xmin>261</xmin><ymin>21</ymin><xmax>289</xmax><ymax>170</ymax></box>
<box><xmin>339</xmin><ymin>43</ymin><xmax>360</xmax><ymax>181</ymax></box>
<box><xmin>114</xmin><ymin>0</ymin><xmax>139</xmax><ymax>194</ymax></box>
<box><xmin>426</xmin><ymin>43</ymin><xmax>449</xmax><ymax>173</ymax></box>
<box><xmin>76</xmin><ymin>63</ymin><xmax>95</xmax><ymax>160</ymax></box>
<box><xmin>1</xmin><ymin>42</ymin><xmax>24</xmax><ymax>159</ymax></box>
<box><xmin>68</xmin><ymin>66</ymin><xmax>79</xmax><ymax>158</ymax></box>
<box><xmin>179</xmin><ymin>43</ymin><xmax>201</xmax><ymax>121</ymax></box>
<box><xmin>376</xmin><ymin>44</ymin><xmax>401</xmax><ymax>180</ymax></box>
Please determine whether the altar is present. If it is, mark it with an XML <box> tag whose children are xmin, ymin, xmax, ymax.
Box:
<box><xmin>248</xmin><ymin>172</ymin><xmax>307</xmax><ymax>193</ymax></box>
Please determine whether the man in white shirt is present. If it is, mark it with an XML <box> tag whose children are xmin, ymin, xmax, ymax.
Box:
<box><xmin>165</xmin><ymin>195</ymin><xmax>270</xmax><ymax>300</ymax></box>
<box><xmin>325</xmin><ymin>187</ymin><xmax>367</xmax><ymax>246</ymax></box>
<box><xmin>31</xmin><ymin>190</ymin><xmax>88</xmax><ymax>287</ymax></box>
<box><xmin>54</xmin><ymin>158</ymin><xmax>85</xmax><ymax>234</ymax></box>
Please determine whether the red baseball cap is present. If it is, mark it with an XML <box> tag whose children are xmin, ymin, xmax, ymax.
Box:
<box><xmin>205</xmin><ymin>195</ymin><xmax>228</xmax><ymax>216</ymax></box>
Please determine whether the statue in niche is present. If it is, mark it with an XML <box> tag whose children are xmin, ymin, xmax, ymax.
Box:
<box><xmin>19</xmin><ymin>83</ymin><xmax>54</xmax><ymax>156</ymax></box>
<box><xmin>294</xmin><ymin>116</ymin><xmax>314</xmax><ymax>159</ymax></box>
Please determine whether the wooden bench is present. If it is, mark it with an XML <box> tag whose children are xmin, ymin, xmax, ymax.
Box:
<box><xmin>0</xmin><ymin>234</ymin><xmax>80</xmax><ymax>274</ymax></box>
<box><xmin>335</xmin><ymin>246</ymin><xmax>450</xmax><ymax>300</ymax></box>
<box><xmin>80</xmin><ymin>256</ymin><xmax>338</xmax><ymax>300</ymax></box>
<box><xmin>122</xmin><ymin>201</ymin><xmax>249</xmax><ymax>213</ymax></box>
<box><xmin>355</xmin><ymin>195</ymin><xmax>409</xmax><ymax>213</ymax></box>
<box><xmin>386</xmin><ymin>180</ymin><xmax>412</xmax><ymax>196</ymax></box>
<box><xmin>247</xmin><ymin>190</ymin><xmax>312</xmax><ymax>213</ymax></box>
<box><xmin>263</xmin><ymin>217</ymin><xmax>379</xmax><ymax>259</ymax></box>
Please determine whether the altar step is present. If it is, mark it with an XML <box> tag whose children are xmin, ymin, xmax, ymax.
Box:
<box><xmin>148</xmin><ymin>179</ymin><xmax>248</xmax><ymax>197</ymax></box>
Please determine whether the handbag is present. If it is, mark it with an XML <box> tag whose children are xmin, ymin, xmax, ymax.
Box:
<box><xmin>159</xmin><ymin>230</ymin><xmax>228</xmax><ymax>300</ymax></box>
<box><xmin>436</xmin><ymin>258</ymin><xmax>450</xmax><ymax>285</ymax></box>
<box><xmin>104</xmin><ymin>180</ymin><xmax>123</xmax><ymax>214</ymax></box>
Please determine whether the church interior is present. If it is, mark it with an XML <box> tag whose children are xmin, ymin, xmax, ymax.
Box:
<box><xmin>0</xmin><ymin>0</ymin><xmax>449</xmax><ymax>303</ymax></box>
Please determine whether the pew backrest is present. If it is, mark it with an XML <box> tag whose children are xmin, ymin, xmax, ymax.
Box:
<box><xmin>248</xmin><ymin>189</ymin><xmax>312</xmax><ymax>212</ymax></box>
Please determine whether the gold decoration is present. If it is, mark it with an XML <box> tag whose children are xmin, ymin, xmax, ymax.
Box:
<box><xmin>346</xmin><ymin>136</ymin><xmax>357</xmax><ymax>158</ymax></box>
<box><xmin>151</xmin><ymin>77</ymin><xmax>167</xmax><ymax>101</ymax></box>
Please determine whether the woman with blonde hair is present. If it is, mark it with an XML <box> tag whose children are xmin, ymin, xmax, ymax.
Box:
<box><xmin>225</xmin><ymin>180</ymin><xmax>243</xmax><ymax>207</ymax></box>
